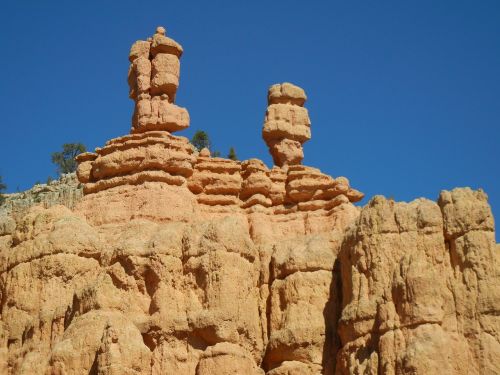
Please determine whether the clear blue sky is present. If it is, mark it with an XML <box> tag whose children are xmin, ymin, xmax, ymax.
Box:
<box><xmin>1</xmin><ymin>1</ymin><xmax>499</xmax><ymax>225</ymax></box>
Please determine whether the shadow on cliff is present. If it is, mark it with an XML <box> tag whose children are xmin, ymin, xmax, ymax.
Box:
<box><xmin>322</xmin><ymin>258</ymin><xmax>343</xmax><ymax>374</ymax></box>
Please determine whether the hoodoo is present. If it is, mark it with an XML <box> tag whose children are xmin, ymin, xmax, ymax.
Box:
<box><xmin>0</xmin><ymin>27</ymin><xmax>498</xmax><ymax>375</ymax></box>
<box><xmin>262</xmin><ymin>82</ymin><xmax>311</xmax><ymax>167</ymax></box>
<box><xmin>129</xmin><ymin>26</ymin><xmax>189</xmax><ymax>133</ymax></box>
<box><xmin>75</xmin><ymin>27</ymin><xmax>364</xmax><ymax>228</ymax></box>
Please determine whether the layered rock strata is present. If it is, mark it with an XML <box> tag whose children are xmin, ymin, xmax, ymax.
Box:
<box><xmin>0</xmin><ymin>27</ymin><xmax>498</xmax><ymax>375</ymax></box>
<box><xmin>262</xmin><ymin>83</ymin><xmax>311</xmax><ymax>167</ymax></box>
<box><xmin>128</xmin><ymin>26</ymin><xmax>189</xmax><ymax>134</ymax></box>
<box><xmin>75</xmin><ymin>28</ymin><xmax>363</xmax><ymax>228</ymax></box>
<box><xmin>1</xmin><ymin>187</ymin><xmax>497</xmax><ymax>374</ymax></box>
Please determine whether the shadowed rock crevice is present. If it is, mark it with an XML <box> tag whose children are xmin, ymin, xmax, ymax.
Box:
<box><xmin>321</xmin><ymin>258</ymin><xmax>343</xmax><ymax>374</ymax></box>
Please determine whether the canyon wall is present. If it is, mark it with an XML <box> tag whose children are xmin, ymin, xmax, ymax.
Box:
<box><xmin>0</xmin><ymin>27</ymin><xmax>498</xmax><ymax>374</ymax></box>
<box><xmin>0</xmin><ymin>174</ymin><xmax>82</xmax><ymax>220</ymax></box>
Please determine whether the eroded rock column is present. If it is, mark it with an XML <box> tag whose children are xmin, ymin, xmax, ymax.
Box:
<box><xmin>129</xmin><ymin>26</ymin><xmax>190</xmax><ymax>133</ymax></box>
<box><xmin>262</xmin><ymin>83</ymin><xmax>311</xmax><ymax>168</ymax></box>
<box><xmin>76</xmin><ymin>27</ymin><xmax>197</xmax><ymax>225</ymax></box>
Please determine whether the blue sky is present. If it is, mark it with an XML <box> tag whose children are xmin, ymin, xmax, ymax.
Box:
<box><xmin>1</xmin><ymin>1</ymin><xmax>499</xmax><ymax>226</ymax></box>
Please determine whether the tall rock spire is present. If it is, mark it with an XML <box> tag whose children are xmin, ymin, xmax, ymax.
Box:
<box><xmin>127</xmin><ymin>26</ymin><xmax>189</xmax><ymax>134</ymax></box>
<box><xmin>262</xmin><ymin>83</ymin><xmax>311</xmax><ymax>168</ymax></box>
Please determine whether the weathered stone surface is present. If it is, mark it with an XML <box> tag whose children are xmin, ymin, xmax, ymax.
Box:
<box><xmin>188</xmin><ymin>156</ymin><xmax>242</xmax><ymax>207</ymax></box>
<box><xmin>4</xmin><ymin>187</ymin><xmax>495</xmax><ymax>374</ymax></box>
<box><xmin>197</xmin><ymin>343</ymin><xmax>265</xmax><ymax>375</ymax></box>
<box><xmin>268</xmin><ymin>82</ymin><xmax>307</xmax><ymax>106</ymax></box>
<box><xmin>263</xmin><ymin>83</ymin><xmax>311</xmax><ymax>167</ymax></box>
<box><xmin>128</xmin><ymin>27</ymin><xmax>188</xmax><ymax>133</ymax></box>
<box><xmin>336</xmin><ymin>192</ymin><xmax>500</xmax><ymax>375</ymax></box>
<box><xmin>0</xmin><ymin>173</ymin><xmax>83</xmax><ymax>220</ymax></box>
<box><xmin>1</xmin><ymin>27</ymin><xmax>498</xmax><ymax>375</ymax></box>
<box><xmin>132</xmin><ymin>94</ymin><xmax>190</xmax><ymax>133</ymax></box>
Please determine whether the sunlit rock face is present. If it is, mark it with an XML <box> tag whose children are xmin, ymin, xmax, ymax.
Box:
<box><xmin>0</xmin><ymin>27</ymin><xmax>498</xmax><ymax>375</ymax></box>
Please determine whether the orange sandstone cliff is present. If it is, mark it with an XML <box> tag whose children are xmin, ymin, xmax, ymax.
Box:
<box><xmin>0</xmin><ymin>27</ymin><xmax>498</xmax><ymax>375</ymax></box>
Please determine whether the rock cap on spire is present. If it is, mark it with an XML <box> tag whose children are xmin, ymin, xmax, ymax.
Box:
<box><xmin>268</xmin><ymin>82</ymin><xmax>307</xmax><ymax>106</ymax></box>
<box><xmin>151</xmin><ymin>25</ymin><xmax>183</xmax><ymax>57</ymax></box>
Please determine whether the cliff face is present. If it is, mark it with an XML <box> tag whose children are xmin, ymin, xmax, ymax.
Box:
<box><xmin>337</xmin><ymin>189</ymin><xmax>499</xmax><ymax>374</ymax></box>
<box><xmin>0</xmin><ymin>173</ymin><xmax>82</xmax><ymax>220</ymax></box>
<box><xmin>0</xmin><ymin>27</ymin><xmax>498</xmax><ymax>375</ymax></box>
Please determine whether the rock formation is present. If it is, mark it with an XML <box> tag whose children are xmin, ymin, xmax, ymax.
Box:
<box><xmin>129</xmin><ymin>26</ymin><xmax>189</xmax><ymax>134</ymax></box>
<box><xmin>0</xmin><ymin>173</ymin><xmax>82</xmax><ymax>220</ymax></box>
<box><xmin>262</xmin><ymin>83</ymin><xmax>310</xmax><ymax>168</ymax></box>
<box><xmin>0</xmin><ymin>27</ymin><xmax>498</xmax><ymax>375</ymax></box>
<box><xmin>336</xmin><ymin>189</ymin><xmax>500</xmax><ymax>374</ymax></box>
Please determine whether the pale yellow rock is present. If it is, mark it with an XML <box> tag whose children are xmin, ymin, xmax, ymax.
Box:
<box><xmin>268</xmin><ymin>82</ymin><xmax>307</xmax><ymax>106</ymax></box>
<box><xmin>199</xmin><ymin>147</ymin><xmax>210</xmax><ymax>157</ymax></box>
<box><xmin>129</xmin><ymin>40</ymin><xmax>150</xmax><ymax>62</ymax></box>
<box><xmin>0</xmin><ymin>215</ymin><xmax>15</xmax><ymax>235</ymax></box>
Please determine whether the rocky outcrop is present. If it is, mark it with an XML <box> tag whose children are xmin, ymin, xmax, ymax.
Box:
<box><xmin>336</xmin><ymin>189</ymin><xmax>500</xmax><ymax>375</ymax></box>
<box><xmin>0</xmin><ymin>173</ymin><xmax>82</xmax><ymax>219</ymax></box>
<box><xmin>0</xmin><ymin>27</ymin><xmax>498</xmax><ymax>375</ymax></box>
<box><xmin>75</xmin><ymin>28</ymin><xmax>363</xmax><ymax>229</ymax></box>
<box><xmin>1</xmin><ymin>187</ymin><xmax>497</xmax><ymax>375</ymax></box>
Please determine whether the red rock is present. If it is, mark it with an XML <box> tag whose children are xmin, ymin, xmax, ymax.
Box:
<box><xmin>8</xmin><ymin>27</ymin><xmax>498</xmax><ymax>375</ymax></box>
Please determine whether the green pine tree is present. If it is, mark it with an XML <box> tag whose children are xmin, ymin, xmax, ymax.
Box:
<box><xmin>227</xmin><ymin>147</ymin><xmax>238</xmax><ymax>161</ymax></box>
<box><xmin>51</xmin><ymin>143</ymin><xmax>86</xmax><ymax>175</ymax></box>
<box><xmin>0</xmin><ymin>176</ymin><xmax>7</xmax><ymax>205</ymax></box>
<box><xmin>191</xmin><ymin>131</ymin><xmax>211</xmax><ymax>151</ymax></box>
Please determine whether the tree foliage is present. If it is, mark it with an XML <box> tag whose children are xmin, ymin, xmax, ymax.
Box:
<box><xmin>51</xmin><ymin>143</ymin><xmax>86</xmax><ymax>175</ymax></box>
<box><xmin>227</xmin><ymin>147</ymin><xmax>238</xmax><ymax>161</ymax></box>
<box><xmin>191</xmin><ymin>131</ymin><xmax>211</xmax><ymax>151</ymax></box>
<box><xmin>0</xmin><ymin>175</ymin><xmax>6</xmax><ymax>205</ymax></box>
